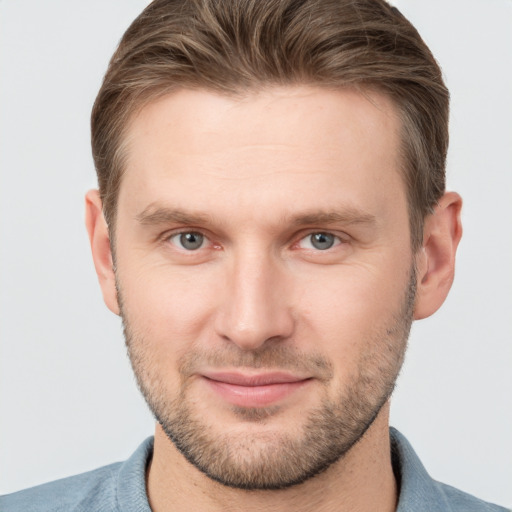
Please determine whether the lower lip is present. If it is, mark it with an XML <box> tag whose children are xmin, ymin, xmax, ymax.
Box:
<box><xmin>204</xmin><ymin>378</ymin><xmax>310</xmax><ymax>408</ymax></box>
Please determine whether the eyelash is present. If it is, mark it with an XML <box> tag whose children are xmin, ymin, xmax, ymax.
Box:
<box><xmin>162</xmin><ymin>229</ymin><xmax>347</xmax><ymax>252</ymax></box>
<box><xmin>167</xmin><ymin>231</ymin><xmax>209</xmax><ymax>251</ymax></box>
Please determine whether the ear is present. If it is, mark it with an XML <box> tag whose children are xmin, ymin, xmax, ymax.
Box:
<box><xmin>85</xmin><ymin>190</ymin><xmax>120</xmax><ymax>315</ymax></box>
<box><xmin>413</xmin><ymin>191</ymin><xmax>463</xmax><ymax>320</ymax></box>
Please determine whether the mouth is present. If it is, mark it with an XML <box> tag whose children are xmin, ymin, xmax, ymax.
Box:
<box><xmin>201</xmin><ymin>371</ymin><xmax>312</xmax><ymax>408</ymax></box>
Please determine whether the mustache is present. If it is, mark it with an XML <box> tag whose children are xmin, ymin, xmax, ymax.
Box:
<box><xmin>177</xmin><ymin>344</ymin><xmax>334</xmax><ymax>381</ymax></box>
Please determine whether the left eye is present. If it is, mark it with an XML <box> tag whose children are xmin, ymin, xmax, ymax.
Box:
<box><xmin>298</xmin><ymin>232</ymin><xmax>340</xmax><ymax>251</ymax></box>
<box><xmin>169</xmin><ymin>232</ymin><xmax>206</xmax><ymax>251</ymax></box>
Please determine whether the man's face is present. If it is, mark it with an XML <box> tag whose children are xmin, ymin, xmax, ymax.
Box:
<box><xmin>114</xmin><ymin>86</ymin><xmax>416</xmax><ymax>489</ymax></box>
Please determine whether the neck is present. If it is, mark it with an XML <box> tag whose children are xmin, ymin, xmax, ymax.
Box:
<box><xmin>146</xmin><ymin>404</ymin><xmax>397</xmax><ymax>512</ymax></box>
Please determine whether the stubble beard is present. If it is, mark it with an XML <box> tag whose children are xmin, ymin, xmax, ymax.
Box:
<box><xmin>119</xmin><ymin>267</ymin><xmax>416</xmax><ymax>490</ymax></box>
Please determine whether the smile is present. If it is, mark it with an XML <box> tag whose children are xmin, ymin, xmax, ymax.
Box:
<box><xmin>201</xmin><ymin>371</ymin><xmax>312</xmax><ymax>408</ymax></box>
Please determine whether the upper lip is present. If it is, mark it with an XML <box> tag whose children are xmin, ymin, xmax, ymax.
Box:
<box><xmin>202</xmin><ymin>371</ymin><xmax>310</xmax><ymax>387</ymax></box>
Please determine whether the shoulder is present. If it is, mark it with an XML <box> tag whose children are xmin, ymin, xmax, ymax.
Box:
<box><xmin>0</xmin><ymin>436</ymin><xmax>154</xmax><ymax>512</ymax></box>
<box><xmin>391</xmin><ymin>428</ymin><xmax>510</xmax><ymax>512</ymax></box>
<box><xmin>0</xmin><ymin>462</ymin><xmax>122</xmax><ymax>512</ymax></box>
<box><xmin>432</xmin><ymin>481</ymin><xmax>510</xmax><ymax>512</ymax></box>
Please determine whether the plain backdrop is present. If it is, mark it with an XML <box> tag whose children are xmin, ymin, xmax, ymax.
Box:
<box><xmin>1</xmin><ymin>0</ymin><xmax>511</xmax><ymax>506</ymax></box>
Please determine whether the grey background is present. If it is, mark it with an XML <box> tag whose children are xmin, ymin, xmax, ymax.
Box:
<box><xmin>1</xmin><ymin>0</ymin><xmax>511</xmax><ymax>506</ymax></box>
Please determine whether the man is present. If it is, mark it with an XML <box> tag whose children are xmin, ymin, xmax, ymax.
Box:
<box><xmin>1</xmin><ymin>0</ymin><xmax>508</xmax><ymax>510</ymax></box>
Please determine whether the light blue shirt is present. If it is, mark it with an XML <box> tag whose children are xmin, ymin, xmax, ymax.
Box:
<box><xmin>1</xmin><ymin>428</ymin><xmax>508</xmax><ymax>511</ymax></box>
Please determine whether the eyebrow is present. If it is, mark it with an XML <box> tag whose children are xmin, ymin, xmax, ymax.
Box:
<box><xmin>136</xmin><ymin>204</ymin><xmax>376</xmax><ymax>228</ymax></box>
<box><xmin>136</xmin><ymin>205</ymin><xmax>212</xmax><ymax>226</ymax></box>
<box><xmin>290</xmin><ymin>209</ymin><xmax>376</xmax><ymax>227</ymax></box>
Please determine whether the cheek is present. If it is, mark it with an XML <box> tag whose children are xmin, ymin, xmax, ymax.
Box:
<box><xmin>117</xmin><ymin>262</ymin><xmax>222</xmax><ymax>355</ymax></box>
<box><xmin>295</xmin><ymin>261</ymin><xmax>411</xmax><ymax>362</ymax></box>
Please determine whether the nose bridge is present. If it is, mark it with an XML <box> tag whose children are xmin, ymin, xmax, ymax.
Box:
<box><xmin>215</xmin><ymin>244</ymin><xmax>294</xmax><ymax>350</ymax></box>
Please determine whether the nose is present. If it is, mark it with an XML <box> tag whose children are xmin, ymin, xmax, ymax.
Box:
<box><xmin>214</xmin><ymin>248</ymin><xmax>295</xmax><ymax>351</ymax></box>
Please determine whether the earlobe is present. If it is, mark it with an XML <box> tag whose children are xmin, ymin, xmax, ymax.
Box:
<box><xmin>413</xmin><ymin>192</ymin><xmax>463</xmax><ymax>320</ymax></box>
<box><xmin>85</xmin><ymin>190</ymin><xmax>120</xmax><ymax>315</ymax></box>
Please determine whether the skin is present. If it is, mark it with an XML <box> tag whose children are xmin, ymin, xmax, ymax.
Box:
<box><xmin>86</xmin><ymin>86</ymin><xmax>462</xmax><ymax>512</ymax></box>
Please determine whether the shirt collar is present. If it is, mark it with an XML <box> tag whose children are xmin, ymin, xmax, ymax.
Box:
<box><xmin>115</xmin><ymin>429</ymin><xmax>458</xmax><ymax>512</ymax></box>
<box><xmin>391</xmin><ymin>427</ymin><xmax>454</xmax><ymax>512</ymax></box>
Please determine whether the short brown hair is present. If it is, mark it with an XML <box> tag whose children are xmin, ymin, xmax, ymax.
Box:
<box><xmin>91</xmin><ymin>0</ymin><xmax>449</xmax><ymax>250</ymax></box>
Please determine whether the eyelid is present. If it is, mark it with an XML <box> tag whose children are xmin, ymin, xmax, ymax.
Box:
<box><xmin>161</xmin><ymin>228</ymin><xmax>208</xmax><ymax>245</ymax></box>
<box><xmin>170</xmin><ymin>231</ymin><xmax>206</xmax><ymax>250</ymax></box>
<box><xmin>158</xmin><ymin>228</ymin><xmax>349</xmax><ymax>252</ymax></box>
<box><xmin>298</xmin><ymin>233</ymin><xmax>339</xmax><ymax>250</ymax></box>
<box><xmin>294</xmin><ymin>230</ymin><xmax>349</xmax><ymax>248</ymax></box>
<box><xmin>163</xmin><ymin>228</ymin><xmax>227</xmax><ymax>254</ymax></box>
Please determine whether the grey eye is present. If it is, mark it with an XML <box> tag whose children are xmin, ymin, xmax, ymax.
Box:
<box><xmin>175</xmin><ymin>232</ymin><xmax>205</xmax><ymax>250</ymax></box>
<box><xmin>309</xmin><ymin>232</ymin><xmax>336</xmax><ymax>250</ymax></box>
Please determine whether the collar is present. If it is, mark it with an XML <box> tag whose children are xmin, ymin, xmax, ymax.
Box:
<box><xmin>114</xmin><ymin>429</ymin><xmax>504</xmax><ymax>512</ymax></box>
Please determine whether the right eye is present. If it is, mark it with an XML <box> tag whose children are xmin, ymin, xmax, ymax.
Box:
<box><xmin>168</xmin><ymin>232</ymin><xmax>207</xmax><ymax>251</ymax></box>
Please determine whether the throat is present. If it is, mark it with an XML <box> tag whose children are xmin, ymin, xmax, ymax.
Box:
<box><xmin>146</xmin><ymin>410</ymin><xmax>397</xmax><ymax>512</ymax></box>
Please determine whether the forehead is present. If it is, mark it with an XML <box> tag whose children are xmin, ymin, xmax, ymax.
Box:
<box><xmin>119</xmin><ymin>86</ymin><xmax>405</xmax><ymax>225</ymax></box>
